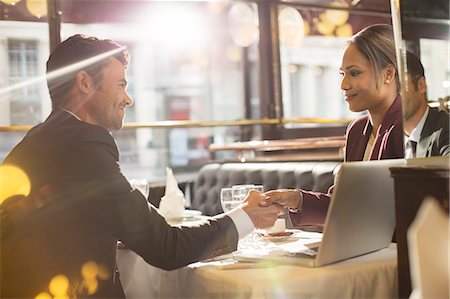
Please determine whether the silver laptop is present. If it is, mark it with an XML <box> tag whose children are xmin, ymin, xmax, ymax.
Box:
<box><xmin>234</xmin><ymin>159</ymin><xmax>405</xmax><ymax>267</ymax></box>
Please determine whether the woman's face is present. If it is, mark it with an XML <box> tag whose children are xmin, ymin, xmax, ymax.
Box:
<box><xmin>339</xmin><ymin>44</ymin><xmax>386</xmax><ymax>113</ymax></box>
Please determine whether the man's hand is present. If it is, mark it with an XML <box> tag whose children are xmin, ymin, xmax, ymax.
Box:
<box><xmin>241</xmin><ymin>190</ymin><xmax>281</xmax><ymax>229</ymax></box>
<box><xmin>260</xmin><ymin>189</ymin><xmax>302</xmax><ymax>210</ymax></box>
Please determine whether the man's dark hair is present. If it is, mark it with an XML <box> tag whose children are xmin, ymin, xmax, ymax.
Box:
<box><xmin>406</xmin><ymin>51</ymin><xmax>425</xmax><ymax>91</ymax></box>
<box><xmin>46</xmin><ymin>34</ymin><xmax>129</xmax><ymax>109</ymax></box>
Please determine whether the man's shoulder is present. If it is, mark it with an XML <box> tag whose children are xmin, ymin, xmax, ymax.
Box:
<box><xmin>431</xmin><ymin>107</ymin><xmax>449</xmax><ymax>120</ymax></box>
<box><xmin>427</xmin><ymin>108</ymin><xmax>449</xmax><ymax>130</ymax></box>
<box><xmin>37</xmin><ymin>111</ymin><xmax>113</xmax><ymax>143</ymax></box>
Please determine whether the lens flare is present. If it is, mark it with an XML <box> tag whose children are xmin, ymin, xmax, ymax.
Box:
<box><xmin>81</xmin><ymin>261</ymin><xmax>99</xmax><ymax>279</ymax></box>
<box><xmin>0</xmin><ymin>165</ymin><xmax>31</xmax><ymax>204</ymax></box>
<box><xmin>97</xmin><ymin>265</ymin><xmax>110</xmax><ymax>280</ymax></box>
<box><xmin>49</xmin><ymin>275</ymin><xmax>69</xmax><ymax>296</ymax></box>
<box><xmin>34</xmin><ymin>292</ymin><xmax>52</xmax><ymax>299</ymax></box>
<box><xmin>84</xmin><ymin>278</ymin><xmax>98</xmax><ymax>295</ymax></box>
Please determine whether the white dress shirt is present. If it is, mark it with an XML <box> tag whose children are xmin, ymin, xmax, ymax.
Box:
<box><xmin>404</xmin><ymin>107</ymin><xmax>429</xmax><ymax>158</ymax></box>
<box><xmin>222</xmin><ymin>208</ymin><xmax>254</xmax><ymax>239</ymax></box>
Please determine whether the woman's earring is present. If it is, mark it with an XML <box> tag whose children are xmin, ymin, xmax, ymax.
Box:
<box><xmin>385</xmin><ymin>80</ymin><xmax>390</xmax><ymax>84</ymax></box>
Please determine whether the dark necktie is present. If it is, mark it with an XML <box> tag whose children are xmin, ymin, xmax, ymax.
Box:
<box><xmin>409</xmin><ymin>140</ymin><xmax>417</xmax><ymax>158</ymax></box>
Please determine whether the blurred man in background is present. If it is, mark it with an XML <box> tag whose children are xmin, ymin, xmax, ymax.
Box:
<box><xmin>403</xmin><ymin>51</ymin><xmax>449</xmax><ymax>157</ymax></box>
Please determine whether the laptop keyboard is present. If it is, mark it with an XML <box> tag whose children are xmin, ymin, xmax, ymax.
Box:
<box><xmin>293</xmin><ymin>246</ymin><xmax>319</xmax><ymax>257</ymax></box>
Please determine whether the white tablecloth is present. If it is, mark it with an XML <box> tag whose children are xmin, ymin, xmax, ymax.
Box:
<box><xmin>117</xmin><ymin>240</ymin><xmax>398</xmax><ymax>299</ymax></box>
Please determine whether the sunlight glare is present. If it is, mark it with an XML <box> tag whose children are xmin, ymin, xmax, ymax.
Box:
<box><xmin>0</xmin><ymin>47</ymin><xmax>125</xmax><ymax>97</ymax></box>
<box><xmin>136</xmin><ymin>4</ymin><xmax>208</xmax><ymax>46</ymax></box>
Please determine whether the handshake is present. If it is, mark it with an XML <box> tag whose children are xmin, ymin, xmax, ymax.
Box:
<box><xmin>240</xmin><ymin>189</ymin><xmax>303</xmax><ymax>229</ymax></box>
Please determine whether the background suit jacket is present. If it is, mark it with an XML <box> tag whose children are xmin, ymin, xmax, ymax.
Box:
<box><xmin>417</xmin><ymin>107</ymin><xmax>450</xmax><ymax>157</ymax></box>
<box><xmin>290</xmin><ymin>95</ymin><xmax>405</xmax><ymax>226</ymax></box>
<box><xmin>1</xmin><ymin>110</ymin><xmax>238</xmax><ymax>298</ymax></box>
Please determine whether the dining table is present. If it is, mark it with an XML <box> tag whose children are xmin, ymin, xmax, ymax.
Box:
<box><xmin>116</xmin><ymin>215</ymin><xmax>398</xmax><ymax>299</ymax></box>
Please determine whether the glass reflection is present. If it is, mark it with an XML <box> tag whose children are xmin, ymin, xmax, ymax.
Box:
<box><xmin>393</xmin><ymin>0</ymin><xmax>449</xmax><ymax>158</ymax></box>
<box><xmin>279</xmin><ymin>5</ymin><xmax>392</xmax><ymax>125</ymax></box>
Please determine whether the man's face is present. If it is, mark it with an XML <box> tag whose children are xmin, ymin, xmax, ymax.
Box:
<box><xmin>403</xmin><ymin>74</ymin><xmax>426</xmax><ymax>121</ymax></box>
<box><xmin>85</xmin><ymin>57</ymin><xmax>133</xmax><ymax>132</ymax></box>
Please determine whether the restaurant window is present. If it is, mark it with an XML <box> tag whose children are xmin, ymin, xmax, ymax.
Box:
<box><xmin>0</xmin><ymin>0</ymin><xmax>262</xmax><ymax>179</ymax></box>
<box><xmin>7</xmin><ymin>39</ymin><xmax>42</xmax><ymax>125</ymax></box>
<box><xmin>276</xmin><ymin>4</ymin><xmax>392</xmax><ymax>131</ymax></box>
<box><xmin>57</xmin><ymin>0</ymin><xmax>260</xmax><ymax>177</ymax></box>
<box><xmin>419</xmin><ymin>38</ymin><xmax>449</xmax><ymax>103</ymax></box>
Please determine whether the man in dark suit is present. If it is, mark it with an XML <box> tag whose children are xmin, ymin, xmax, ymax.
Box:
<box><xmin>0</xmin><ymin>35</ymin><xmax>280</xmax><ymax>298</ymax></box>
<box><xmin>403</xmin><ymin>51</ymin><xmax>449</xmax><ymax>157</ymax></box>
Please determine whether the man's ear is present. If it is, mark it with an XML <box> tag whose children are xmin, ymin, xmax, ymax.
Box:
<box><xmin>75</xmin><ymin>71</ymin><xmax>92</xmax><ymax>94</ymax></box>
<box><xmin>417</xmin><ymin>76</ymin><xmax>427</xmax><ymax>94</ymax></box>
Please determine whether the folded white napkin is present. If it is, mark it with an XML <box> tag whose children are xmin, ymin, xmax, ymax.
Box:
<box><xmin>158</xmin><ymin>167</ymin><xmax>186</xmax><ymax>220</ymax></box>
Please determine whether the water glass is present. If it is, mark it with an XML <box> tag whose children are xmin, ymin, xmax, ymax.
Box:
<box><xmin>220</xmin><ymin>187</ymin><xmax>241</xmax><ymax>212</ymax></box>
<box><xmin>220</xmin><ymin>185</ymin><xmax>264</xmax><ymax>212</ymax></box>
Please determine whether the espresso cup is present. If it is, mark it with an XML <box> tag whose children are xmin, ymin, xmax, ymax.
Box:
<box><xmin>266</xmin><ymin>218</ymin><xmax>286</xmax><ymax>234</ymax></box>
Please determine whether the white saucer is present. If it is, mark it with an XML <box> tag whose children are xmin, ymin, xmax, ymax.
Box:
<box><xmin>167</xmin><ymin>210</ymin><xmax>203</xmax><ymax>223</ymax></box>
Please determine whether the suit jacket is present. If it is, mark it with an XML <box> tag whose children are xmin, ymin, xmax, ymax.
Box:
<box><xmin>291</xmin><ymin>95</ymin><xmax>405</xmax><ymax>226</ymax></box>
<box><xmin>417</xmin><ymin>107</ymin><xmax>450</xmax><ymax>157</ymax></box>
<box><xmin>1</xmin><ymin>110</ymin><xmax>238</xmax><ymax>298</ymax></box>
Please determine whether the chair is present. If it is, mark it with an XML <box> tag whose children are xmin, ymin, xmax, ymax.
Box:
<box><xmin>407</xmin><ymin>197</ymin><xmax>449</xmax><ymax>299</ymax></box>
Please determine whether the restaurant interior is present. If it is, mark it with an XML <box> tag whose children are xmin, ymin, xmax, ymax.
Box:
<box><xmin>0</xmin><ymin>0</ymin><xmax>449</xmax><ymax>298</ymax></box>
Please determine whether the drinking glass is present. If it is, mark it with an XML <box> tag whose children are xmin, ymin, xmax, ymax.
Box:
<box><xmin>220</xmin><ymin>187</ymin><xmax>241</xmax><ymax>212</ymax></box>
<box><xmin>230</xmin><ymin>184</ymin><xmax>265</xmax><ymax>248</ymax></box>
<box><xmin>221</xmin><ymin>185</ymin><xmax>265</xmax><ymax>212</ymax></box>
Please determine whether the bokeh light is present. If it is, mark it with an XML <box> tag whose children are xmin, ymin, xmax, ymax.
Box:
<box><xmin>48</xmin><ymin>275</ymin><xmax>69</xmax><ymax>297</ymax></box>
<box><xmin>97</xmin><ymin>265</ymin><xmax>110</xmax><ymax>280</ymax></box>
<box><xmin>0</xmin><ymin>0</ymin><xmax>21</xmax><ymax>5</ymax></box>
<box><xmin>335</xmin><ymin>23</ymin><xmax>353</xmax><ymax>37</ymax></box>
<box><xmin>228</xmin><ymin>3</ymin><xmax>259</xmax><ymax>47</ymax></box>
<box><xmin>316</xmin><ymin>14</ymin><xmax>334</xmax><ymax>36</ymax></box>
<box><xmin>84</xmin><ymin>278</ymin><xmax>98</xmax><ymax>295</ymax></box>
<box><xmin>81</xmin><ymin>261</ymin><xmax>99</xmax><ymax>279</ymax></box>
<box><xmin>82</xmin><ymin>261</ymin><xmax>99</xmax><ymax>294</ymax></box>
<box><xmin>279</xmin><ymin>7</ymin><xmax>305</xmax><ymax>48</ymax></box>
<box><xmin>225</xmin><ymin>44</ymin><xmax>242</xmax><ymax>62</ymax></box>
<box><xmin>25</xmin><ymin>0</ymin><xmax>47</xmax><ymax>18</ymax></box>
<box><xmin>324</xmin><ymin>8</ymin><xmax>349</xmax><ymax>26</ymax></box>
<box><xmin>0</xmin><ymin>164</ymin><xmax>31</xmax><ymax>205</ymax></box>
<box><xmin>34</xmin><ymin>292</ymin><xmax>52</xmax><ymax>299</ymax></box>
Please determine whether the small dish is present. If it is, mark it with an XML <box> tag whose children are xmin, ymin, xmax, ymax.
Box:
<box><xmin>258</xmin><ymin>231</ymin><xmax>294</xmax><ymax>241</ymax></box>
<box><xmin>167</xmin><ymin>210</ymin><xmax>203</xmax><ymax>223</ymax></box>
